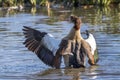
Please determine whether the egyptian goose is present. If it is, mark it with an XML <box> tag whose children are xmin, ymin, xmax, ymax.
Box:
<box><xmin>23</xmin><ymin>15</ymin><xmax>97</xmax><ymax>68</ymax></box>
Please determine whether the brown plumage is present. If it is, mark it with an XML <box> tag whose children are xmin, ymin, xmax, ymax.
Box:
<box><xmin>22</xmin><ymin>15</ymin><xmax>95</xmax><ymax>69</ymax></box>
<box><xmin>60</xmin><ymin>15</ymin><xmax>95</xmax><ymax>68</ymax></box>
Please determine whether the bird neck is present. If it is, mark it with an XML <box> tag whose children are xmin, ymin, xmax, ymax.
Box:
<box><xmin>64</xmin><ymin>27</ymin><xmax>83</xmax><ymax>41</ymax></box>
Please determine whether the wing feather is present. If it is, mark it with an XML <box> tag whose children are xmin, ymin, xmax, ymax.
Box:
<box><xmin>85</xmin><ymin>30</ymin><xmax>99</xmax><ymax>63</ymax></box>
<box><xmin>23</xmin><ymin>26</ymin><xmax>60</xmax><ymax>67</ymax></box>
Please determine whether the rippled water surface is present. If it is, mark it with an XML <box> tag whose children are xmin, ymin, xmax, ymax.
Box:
<box><xmin>0</xmin><ymin>7</ymin><xmax>120</xmax><ymax>80</ymax></box>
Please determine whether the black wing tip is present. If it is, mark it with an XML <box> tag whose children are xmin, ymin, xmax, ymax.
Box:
<box><xmin>23</xmin><ymin>26</ymin><xmax>29</xmax><ymax>28</ymax></box>
<box><xmin>23</xmin><ymin>26</ymin><xmax>32</xmax><ymax>30</ymax></box>
<box><xmin>85</xmin><ymin>30</ymin><xmax>89</xmax><ymax>37</ymax></box>
<box><xmin>22</xmin><ymin>26</ymin><xmax>29</xmax><ymax>31</ymax></box>
<box><xmin>85</xmin><ymin>30</ymin><xmax>89</xmax><ymax>33</ymax></box>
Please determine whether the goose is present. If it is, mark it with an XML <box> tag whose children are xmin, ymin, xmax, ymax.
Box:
<box><xmin>23</xmin><ymin>15</ymin><xmax>98</xmax><ymax>69</ymax></box>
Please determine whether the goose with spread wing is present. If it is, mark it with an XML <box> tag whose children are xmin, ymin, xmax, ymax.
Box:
<box><xmin>23</xmin><ymin>15</ymin><xmax>98</xmax><ymax>68</ymax></box>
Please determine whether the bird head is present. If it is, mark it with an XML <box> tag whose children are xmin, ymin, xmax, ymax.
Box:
<box><xmin>70</xmin><ymin>15</ymin><xmax>82</xmax><ymax>30</ymax></box>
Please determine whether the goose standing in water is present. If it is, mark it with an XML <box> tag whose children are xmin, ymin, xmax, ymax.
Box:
<box><xmin>23</xmin><ymin>15</ymin><xmax>98</xmax><ymax>69</ymax></box>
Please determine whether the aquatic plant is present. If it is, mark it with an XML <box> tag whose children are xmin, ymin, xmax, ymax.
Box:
<box><xmin>0</xmin><ymin>0</ymin><xmax>120</xmax><ymax>7</ymax></box>
<box><xmin>97</xmin><ymin>0</ymin><xmax>111</xmax><ymax>6</ymax></box>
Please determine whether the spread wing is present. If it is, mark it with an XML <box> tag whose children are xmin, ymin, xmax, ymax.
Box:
<box><xmin>22</xmin><ymin>26</ymin><xmax>60</xmax><ymax>67</ymax></box>
<box><xmin>85</xmin><ymin>30</ymin><xmax>99</xmax><ymax>63</ymax></box>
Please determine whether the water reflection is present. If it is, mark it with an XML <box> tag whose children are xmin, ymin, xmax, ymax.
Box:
<box><xmin>33</xmin><ymin>68</ymin><xmax>83</xmax><ymax>80</ymax></box>
<box><xmin>30</xmin><ymin>7</ymin><xmax>36</xmax><ymax>15</ymax></box>
<box><xmin>32</xmin><ymin>65</ymin><xmax>99</xmax><ymax>80</ymax></box>
<box><xmin>1</xmin><ymin>6</ymin><xmax>119</xmax><ymax>31</ymax></box>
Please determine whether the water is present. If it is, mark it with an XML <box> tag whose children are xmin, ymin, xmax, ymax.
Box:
<box><xmin>0</xmin><ymin>7</ymin><xmax>120</xmax><ymax>80</ymax></box>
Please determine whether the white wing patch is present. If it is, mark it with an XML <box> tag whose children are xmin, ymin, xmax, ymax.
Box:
<box><xmin>42</xmin><ymin>33</ymin><xmax>60</xmax><ymax>56</ymax></box>
<box><xmin>85</xmin><ymin>33</ymin><xmax>96</xmax><ymax>55</ymax></box>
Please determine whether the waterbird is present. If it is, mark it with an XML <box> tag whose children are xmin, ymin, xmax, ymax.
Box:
<box><xmin>22</xmin><ymin>15</ymin><xmax>98</xmax><ymax>68</ymax></box>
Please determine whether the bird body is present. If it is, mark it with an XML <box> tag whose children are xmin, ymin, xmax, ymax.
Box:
<box><xmin>23</xmin><ymin>15</ymin><xmax>98</xmax><ymax>69</ymax></box>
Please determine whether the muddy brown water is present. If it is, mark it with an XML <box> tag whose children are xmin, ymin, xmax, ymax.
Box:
<box><xmin>0</xmin><ymin>7</ymin><xmax>120</xmax><ymax>80</ymax></box>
